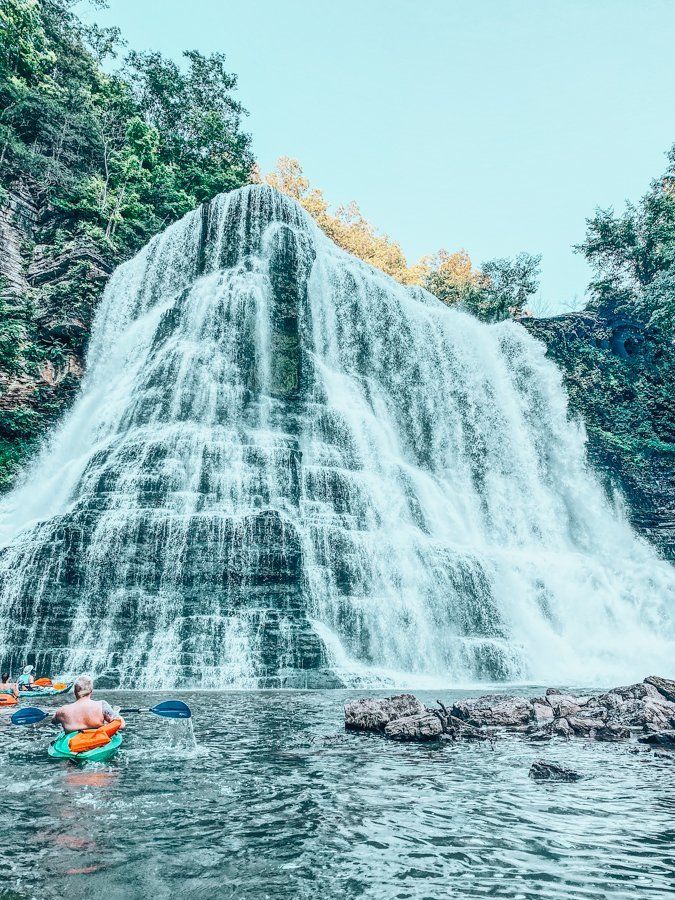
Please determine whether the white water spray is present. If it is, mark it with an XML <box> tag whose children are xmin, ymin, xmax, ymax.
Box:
<box><xmin>0</xmin><ymin>185</ymin><xmax>673</xmax><ymax>687</ymax></box>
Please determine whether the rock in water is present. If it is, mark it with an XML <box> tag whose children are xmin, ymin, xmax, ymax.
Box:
<box><xmin>638</xmin><ymin>731</ymin><xmax>675</xmax><ymax>748</ymax></box>
<box><xmin>451</xmin><ymin>696</ymin><xmax>534</xmax><ymax>727</ymax></box>
<box><xmin>593</xmin><ymin>724</ymin><xmax>630</xmax><ymax>742</ymax></box>
<box><xmin>532</xmin><ymin>700</ymin><xmax>554</xmax><ymax>723</ymax></box>
<box><xmin>384</xmin><ymin>713</ymin><xmax>443</xmax><ymax>742</ymax></box>
<box><xmin>529</xmin><ymin>760</ymin><xmax>581</xmax><ymax>782</ymax></box>
<box><xmin>644</xmin><ymin>676</ymin><xmax>675</xmax><ymax>703</ymax></box>
<box><xmin>344</xmin><ymin>695</ymin><xmax>426</xmax><ymax>732</ymax></box>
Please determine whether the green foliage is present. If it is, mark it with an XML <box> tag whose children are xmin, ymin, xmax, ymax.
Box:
<box><xmin>578</xmin><ymin>144</ymin><xmax>675</xmax><ymax>332</ymax></box>
<box><xmin>479</xmin><ymin>253</ymin><xmax>541</xmax><ymax>321</ymax></box>
<box><xmin>423</xmin><ymin>250</ymin><xmax>541</xmax><ymax>322</ymax></box>
<box><xmin>0</xmin><ymin>292</ymin><xmax>28</xmax><ymax>376</ymax></box>
<box><xmin>0</xmin><ymin>0</ymin><xmax>254</xmax><ymax>260</ymax></box>
<box><xmin>0</xmin><ymin>0</ymin><xmax>254</xmax><ymax>488</ymax></box>
<box><xmin>125</xmin><ymin>50</ymin><xmax>253</xmax><ymax>205</ymax></box>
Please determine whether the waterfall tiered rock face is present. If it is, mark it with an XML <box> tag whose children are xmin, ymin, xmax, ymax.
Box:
<box><xmin>0</xmin><ymin>185</ymin><xmax>673</xmax><ymax>688</ymax></box>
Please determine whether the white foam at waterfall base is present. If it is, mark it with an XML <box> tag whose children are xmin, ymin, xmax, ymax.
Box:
<box><xmin>0</xmin><ymin>184</ymin><xmax>673</xmax><ymax>688</ymax></box>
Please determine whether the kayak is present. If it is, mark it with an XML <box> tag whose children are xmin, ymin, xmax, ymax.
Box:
<box><xmin>19</xmin><ymin>683</ymin><xmax>73</xmax><ymax>699</ymax></box>
<box><xmin>48</xmin><ymin>730</ymin><xmax>123</xmax><ymax>763</ymax></box>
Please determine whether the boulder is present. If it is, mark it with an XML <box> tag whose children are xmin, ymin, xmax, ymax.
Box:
<box><xmin>552</xmin><ymin>698</ymin><xmax>581</xmax><ymax>718</ymax></box>
<box><xmin>596</xmin><ymin>687</ymin><xmax>675</xmax><ymax>730</ymax></box>
<box><xmin>573</xmin><ymin>706</ymin><xmax>607</xmax><ymax>721</ymax></box>
<box><xmin>567</xmin><ymin>716</ymin><xmax>606</xmax><ymax>736</ymax></box>
<box><xmin>529</xmin><ymin>760</ymin><xmax>581</xmax><ymax>782</ymax></box>
<box><xmin>593</xmin><ymin>724</ymin><xmax>630</xmax><ymax>742</ymax></box>
<box><xmin>384</xmin><ymin>713</ymin><xmax>443</xmax><ymax>742</ymax></box>
<box><xmin>644</xmin><ymin>676</ymin><xmax>675</xmax><ymax>704</ymax></box>
<box><xmin>638</xmin><ymin>731</ymin><xmax>675</xmax><ymax>748</ymax></box>
<box><xmin>451</xmin><ymin>695</ymin><xmax>533</xmax><ymax>727</ymax></box>
<box><xmin>532</xmin><ymin>700</ymin><xmax>554</xmax><ymax>723</ymax></box>
<box><xmin>551</xmin><ymin>718</ymin><xmax>572</xmax><ymax>738</ymax></box>
<box><xmin>344</xmin><ymin>694</ymin><xmax>426</xmax><ymax>732</ymax></box>
<box><xmin>607</xmin><ymin>683</ymin><xmax>660</xmax><ymax>702</ymax></box>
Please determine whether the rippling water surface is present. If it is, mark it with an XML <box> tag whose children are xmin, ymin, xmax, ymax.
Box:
<box><xmin>2</xmin><ymin>689</ymin><xmax>674</xmax><ymax>899</ymax></box>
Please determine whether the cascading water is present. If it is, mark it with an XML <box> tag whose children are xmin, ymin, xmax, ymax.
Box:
<box><xmin>0</xmin><ymin>184</ymin><xmax>673</xmax><ymax>688</ymax></box>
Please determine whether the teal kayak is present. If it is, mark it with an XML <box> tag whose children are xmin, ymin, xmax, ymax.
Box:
<box><xmin>19</xmin><ymin>683</ymin><xmax>72</xmax><ymax>699</ymax></box>
<box><xmin>48</xmin><ymin>730</ymin><xmax>123</xmax><ymax>763</ymax></box>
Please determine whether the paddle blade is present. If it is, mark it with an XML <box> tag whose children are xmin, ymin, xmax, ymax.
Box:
<box><xmin>150</xmin><ymin>700</ymin><xmax>191</xmax><ymax>719</ymax></box>
<box><xmin>11</xmin><ymin>707</ymin><xmax>49</xmax><ymax>726</ymax></box>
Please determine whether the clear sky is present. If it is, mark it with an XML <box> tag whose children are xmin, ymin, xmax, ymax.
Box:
<box><xmin>80</xmin><ymin>0</ymin><xmax>675</xmax><ymax>312</ymax></box>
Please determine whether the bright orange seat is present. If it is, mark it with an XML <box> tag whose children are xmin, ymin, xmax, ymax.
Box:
<box><xmin>34</xmin><ymin>677</ymin><xmax>52</xmax><ymax>687</ymax></box>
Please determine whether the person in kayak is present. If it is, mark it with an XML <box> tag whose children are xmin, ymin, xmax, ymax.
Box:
<box><xmin>17</xmin><ymin>665</ymin><xmax>35</xmax><ymax>691</ymax></box>
<box><xmin>52</xmin><ymin>675</ymin><xmax>125</xmax><ymax>734</ymax></box>
<box><xmin>0</xmin><ymin>672</ymin><xmax>18</xmax><ymax>699</ymax></box>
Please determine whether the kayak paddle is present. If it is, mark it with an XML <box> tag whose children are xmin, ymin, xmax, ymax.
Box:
<box><xmin>119</xmin><ymin>700</ymin><xmax>192</xmax><ymax>719</ymax></box>
<box><xmin>11</xmin><ymin>706</ymin><xmax>50</xmax><ymax>726</ymax></box>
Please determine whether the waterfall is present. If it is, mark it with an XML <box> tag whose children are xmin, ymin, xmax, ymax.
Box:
<box><xmin>0</xmin><ymin>184</ymin><xmax>673</xmax><ymax>688</ymax></box>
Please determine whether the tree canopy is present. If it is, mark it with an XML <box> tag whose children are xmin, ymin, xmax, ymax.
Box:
<box><xmin>577</xmin><ymin>144</ymin><xmax>675</xmax><ymax>333</ymax></box>
<box><xmin>259</xmin><ymin>157</ymin><xmax>539</xmax><ymax>321</ymax></box>
<box><xmin>0</xmin><ymin>0</ymin><xmax>254</xmax><ymax>259</ymax></box>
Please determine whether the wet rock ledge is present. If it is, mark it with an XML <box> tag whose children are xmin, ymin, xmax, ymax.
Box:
<box><xmin>344</xmin><ymin>676</ymin><xmax>675</xmax><ymax>748</ymax></box>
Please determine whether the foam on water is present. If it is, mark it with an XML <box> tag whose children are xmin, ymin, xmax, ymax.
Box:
<box><xmin>0</xmin><ymin>184</ymin><xmax>673</xmax><ymax>687</ymax></box>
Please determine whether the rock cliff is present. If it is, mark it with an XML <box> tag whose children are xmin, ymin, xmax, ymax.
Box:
<box><xmin>523</xmin><ymin>309</ymin><xmax>674</xmax><ymax>560</ymax></box>
<box><xmin>0</xmin><ymin>184</ymin><xmax>112</xmax><ymax>488</ymax></box>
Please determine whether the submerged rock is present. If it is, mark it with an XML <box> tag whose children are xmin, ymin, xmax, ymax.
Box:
<box><xmin>527</xmin><ymin>726</ymin><xmax>553</xmax><ymax>742</ymax></box>
<box><xmin>344</xmin><ymin>694</ymin><xmax>426</xmax><ymax>732</ymax></box>
<box><xmin>529</xmin><ymin>760</ymin><xmax>581</xmax><ymax>782</ymax></box>
<box><xmin>638</xmin><ymin>731</ymin><xmax>675</xmax><ymax>748</ymax></box>
<box><xmin>384</xmin><ymin>713</ymin><xmax>443</xmax><ymax>742</ymax></box>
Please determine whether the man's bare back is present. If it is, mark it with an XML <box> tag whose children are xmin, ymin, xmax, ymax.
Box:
<box><xmin>53</xmin><ymin>674</ymin><xmax>124</xmax><ymax>733</ymax></box>
<box><xmin>53</xmin><ymin>697</ymin><xmax>115</xmax><ymax>733</ymax></box>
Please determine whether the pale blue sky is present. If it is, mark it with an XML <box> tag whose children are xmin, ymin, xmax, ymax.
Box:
<box><xmin>81</xmin><ymin>0</ymin><xmax>675</xmax><ymax>311</ymax></box>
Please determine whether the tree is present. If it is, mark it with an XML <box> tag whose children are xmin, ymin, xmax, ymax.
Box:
<box><xmin>260</xmin><ymin>158</ymin><xmax>539</xmax><ymax>320</ymax></box>
<box><xmin>124</xmin><ymin>49</ymin><xmax>254</xmax><ymax>206</ymax></box>
<box><xmin>422</xmin><ymin>249</ymin><xmax>485</xmax><ymax>308</ymax></box>
<box><xmin>0</xmin><ymin>0</ymin><xmax>256</xmax><ymax>488</ymax></box>
<box><xmin>478</xmin><ymin>252</ymin><xmax>541</xmax><ymax>321</ymax></box>
<box><xmin>577</xmin><ymin>144</ymin><xmax>675</xmax><ymax>331</ymax></box>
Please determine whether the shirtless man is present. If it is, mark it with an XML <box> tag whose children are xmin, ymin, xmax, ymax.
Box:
<box><xmin>52</xmin><ymin>674</ymin><xmax>125</xmax><ymax>734</ymax></box>
<box><xmin>0</xmin><ymin>672</ymin><xmax>19</xmax><ymax>699</ymax></box>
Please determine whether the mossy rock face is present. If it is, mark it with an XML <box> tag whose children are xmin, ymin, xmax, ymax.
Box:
<box><xmin>266</xmin><ymin>221</ymin><xmax>314</xmax><ymax>403</ymax></box>
<box><xmin>523</xmin><ymin>308</ymin><xmax>675</xmax><ymax>560</ymax></box>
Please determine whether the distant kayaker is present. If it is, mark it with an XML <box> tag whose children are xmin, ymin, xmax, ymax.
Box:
<box><xmin>0</xmin><ymin>672</ymin><xmax>18</xmax><ymax>699</ymax></box>
<box><xmin>52</xmin><ymin>674</ymin><xmax>125</xmax><ymax>734</ymax></box>
<box><xmin>17</xmin><ymin>665</ymin><xmax>35</xmax><ymax>691</ymax></box>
